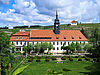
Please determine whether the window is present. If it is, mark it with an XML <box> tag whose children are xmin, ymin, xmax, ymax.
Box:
<box><xmin>20</xmin><ymin>36</ymin><xmax>22</xmax><ymax>39</ymax></box>
<box><xmin>56</xmin><ymin>37</ymin><xmax>59</xmax><ymax>39</ymax></box>
<box><xmin>24</xmin><ymin>42</ymin><xmax>26</xmax><ymax>45</ymax></box>
<box><xmin>64</xmin><ymin>37</ymin><xmax>66</xmax><ymax>39</ymax></box>
<box><xmin>68</xmin><ymin>42</ymin><xmax>69</xmax><ymax>45</ymax></box>
<box><xmin>16</xmin><ymin>42</ymin><xmax>18</xmax><ymax>45</ymax></box>
<box><xmin>53</xmin><ymin>42</ymin><xmax>55</xmax><ymax>45</ymax></box>
<box><xmin>80</xmin><ymin>42</ymin><xmax>81</xmax><ymax>44</ymax></box>
<box><xmin>84</xmin><ymin>42</ymin><xmax>85</xmax><ymax>44</ymax></box>
<box><xmin>57</xmin><ymin>42</ymin><xmax>59</xmax><ymax>45</ymax></box>
<box><xmin>72</xmin><ymin>37</ymin><xmax>74</xmax><ymax>39</ymax></box>
<box><xmin>61</xmin><ymin>42</ymin><xmax>62</xmax><ymax>45</ymax></box>
<box><xmin>53</xmin><ymin>47</ymin><xmax>55</xmax><ymax>50</ymax></box>
<box><xmin>64</xmin><ymin>42</ymin><xmax>66</xmax><ymax>44</ymax></box>
<box><xmin>16</xmin><ymin>36</ymin><xmax>18</xmax><ymax>39</ymax></box>
<box><xmin>12</xmin><ymin>41</ymin><xmax>13</xmax><ymax>45</ymax></box>
<box><xmin>20</xmin><ymin>42</ymin><xmax>22</xmax><ymax>45</ymax></box>
<box><xmin>57</xmin><ymin>47</ymin><xmax>59</xmax><ymax>50</ymax></box>
<box><xmin>79</xmin><ymin>37</ymin><xmax>81</xmax><ymax>39</ymax></box>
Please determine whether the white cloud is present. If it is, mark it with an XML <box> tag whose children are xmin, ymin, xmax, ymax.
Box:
<box><xmin>0</xmin><ymin>0</ymin><xmax>11</xmax><ymax>4</ymax></box>
<box><xmin>0</xmin><ymin>0</ymin><xmax>100</xmax><ymax>27</ymax></box>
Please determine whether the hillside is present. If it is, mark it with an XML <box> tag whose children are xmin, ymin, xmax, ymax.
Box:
<box><xmin>0</xmin><ymin>23</ymin><xmax>100</xmax><ymax>37</ymax></box>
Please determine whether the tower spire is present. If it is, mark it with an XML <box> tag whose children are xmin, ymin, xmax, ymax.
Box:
<box><xmin>54</xmin><ymin>10</ymin><xmax>60</xmax><ymax>34</ymax></box>
<box><xmin>56</xmin><ymin>10</ymin><xmax>58</xmax><ymax>19</ymax></box>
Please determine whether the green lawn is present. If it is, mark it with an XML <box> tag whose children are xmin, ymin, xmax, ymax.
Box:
<box><xmin>18</xmin><ymin>58</ymin><xmax>100</xmax><ymax>75</ymax></box>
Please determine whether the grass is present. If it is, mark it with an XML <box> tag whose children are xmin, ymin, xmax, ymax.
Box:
<box><xmin>18</xmin><ymin>58</ymin><xmax>100</xmax><ymax>75</ymax></box>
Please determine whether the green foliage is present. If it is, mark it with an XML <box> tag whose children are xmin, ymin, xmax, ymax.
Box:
<box><xmin>69</xmin><ymin>58</ymin><xmax>73</xmax><ymax>61</ymax></box>
<box><xmin>0</xmin><ymin>32</ymin><xmax>10</xmax><ymax>53</ymax></box>
<box><xmin>78</xmin><ymin>58</ymin><xmax>82</xmax><ymax>61</ymax></box>
<box><xmin>52</xmin><ymin>56</ymin><xmax>57</xmax><ymax>60</ymax></box>
<box><xmin>68</xmin><ymin>43</ymin><xmax>76</xmax><ymax>53</ymax></box>
<box><xmin>34</xmin><ymin>43</ymin><xmax>41</xmax><ymax>54</ymax></box>
<box><xmin>28</xmin><ymin>56</ymin><xmax>34</xmax><ymax>62</ymax></box>
<box><xmin>84</xmin><ymin>43</ymin><xmax>91</xmax><ymax>51</ymax></box>
<box><xmin>36</xmin><ymin>58</ymin><xmax>41</xmax><ymax>62</ymax></box>
<box><xmin>76</xmin><ymin>42</ymin><xmax>82</xmax><ymax>51</ymax></box>
<box><xmin>12</xmin><ymin>65</ymin><xmax>29</xmax><ymax>75</ymax></box>
<box><xmin>61</xmin><ymin>56</ymin><xmax>66</xmax><ymax>60</ymax></box>
<box><xmin>45</xmin><ymin>58</ymin><xmax>50</xmax><ymax>62</ymax></box>
<box><xmin>48</xmin><ymin>42</ymin><xmax>53</xmax><ymax>50</ymax></box>
<box><xmin>62</xmin><ymin>68</ymin><xmax>71</xmax><ymax>71</ymax></box>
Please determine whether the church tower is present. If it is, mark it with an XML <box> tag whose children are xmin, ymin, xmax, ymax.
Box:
<box><xmin>54</xmin><ymin>10</ymin><xmax>60</xmax><ymax>34</ymax></box>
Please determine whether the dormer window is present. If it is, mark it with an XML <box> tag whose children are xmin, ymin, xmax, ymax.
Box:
<box><xmin>79</xmin><ymin>37</ymin><xmax>81</xmax><ymax>39</ymax></box>
<box><xmin>56</xmin><ymin>37</ymin><xmax>59</xmax><ymax>39</ymax></box>
<box><xmin>64</xmin><ymin>37</ymin><xmax>66</xmax><ymax>39</ymax></box>
<box><xmin>16</xmin><ymin>36</ymin><xmax>18</xmax><ymax>39</ymax></box>
<box><xmin>72</xmin><ymin>37</ymin><xmax>74</xmax><ymax>39</ymax></box>
<box><xmin>20</xmin><ymin>36</ymin><xmax>22</xmax><ymax>39</ymax></box>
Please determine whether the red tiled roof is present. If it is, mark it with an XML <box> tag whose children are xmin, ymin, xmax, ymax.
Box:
<box><xmin>10</xmin><ymin>30</ymin><xmax>88</xmax><ymax>41</ymax></box>
<box><xmin>13</xmin><ymin>31</ymin><xmax>30</xmax><ymax>36</ymax></box>
<box><xmin>71</xmin><ymin>20</ymin><xmax>77</xmax><ymax>23</ymax></box>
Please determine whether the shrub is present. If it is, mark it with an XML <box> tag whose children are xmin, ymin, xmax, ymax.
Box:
<box><xmin>45</xmin><ymin>58</ymin><xmax>50</xmax><ymax>62</ymax></box>
<box><xmin>68</xmin><ymin>56</ymin><xmax>71</xmax><ymax>59</ymax></box>
<box><xmin>37</xmin><ymin>56</ymin><xmax>41</xmax><ymax>59</ymax></box>
<box><xmin>74</xmin><ymin>56</ymin><xmax>78</xmax><ymax>58</ymax></box>
<box><xmin>36</xmin><ymin>58</ymin><xmax>40</xmax><ymax>62</ymax></box>
<box><xmin>61</xmin><ymin>56</ymin><xmax>66</xmax><ymax>60</ymax></box>
<box><xmin>97</xmin><ymin>58</ymin><xmax>100</xmax><ymax>62</ymax></box>
<box><xmin>93</xmin><ymin>58</ymin><xmax>97</xmax><ymax>61</ymax></box>
<box><xmin>63</xmin><ymin>68</ymin><xmax>71</xmax><ymax>71</ymax></box>
<box><xmin>85</xmin><ymin>57</ymin><xmax>90</xmax><ymax>61</ymax></box>
<box><xmin>78</xmin><ymin>58</ymin><xmax>82</xmax><ymax>61</ymax></box>
<box><xmin>69</xmin><ymin>58</ymin><xmax>73</xmax><ymax>61</ymax></box>
<box><xmin>28</xmin><ymin>58</ymin><xmax>33</xmax><ymax>62</ymax></box>
<box><xmin>52</xmin><ymin>56</ymin><xmax>57</xmax><ymax>60</ymax></box>
<box><xmin>28</xmin><ymin>56</ymin><xmax>34</xmax><ymax>62</ymax></box>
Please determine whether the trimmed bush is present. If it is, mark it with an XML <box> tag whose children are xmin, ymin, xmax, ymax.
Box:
<box><xmin>37</xmin><ymin>56</ymin><xmax>41</xmax><ymax>59</ymax></box>
<box><xmin>61</xmin><ymin>56</ymin><xmax>66</xmax><ymax>60</ymax></box>
<box><xmin>97</xmin><ymin>58</ymin><xmax>100</xmax><ymax>62</ymax></box>
<box><xmin>52</xmin><ymin>56</ymin><xmax>57</xmax><ymax>60</ymax></box>
<box><xmin>85</xmin><ymin>57</ymin><xmax>90</xmax><ymax>61</ymax></box>
<box><xmin>68</xmin><ymin>56</ymin><xmax>71</xmax><ymax>58</ymax></box>
<box><xmin>28</xmin><ymin>56</ymin><xmax>34</xmax><ymax>62</ymax></box>
<box><xmin>78</xmin><ymin>58</ymin><xmax>82</xmax><ymax>61</ymax></box>
<box><xmin>36</xmin><ymin>58</ymin><xmax>40</xmax><ymax>62</ymax></box>
<box><xmin>45</xmin><ymin>58</ymin><xmax>50</xmax><ymax>62</ymax></box>
<box><xmin>93</xmin><ymin>58</ymin><xmax>97</xmax><ymax>61</ymax></box>
<box><xmin>28</xmin><ymin>58</ymin><xmax>33</xmax><ymax>62</ymax></box>
<box><xmin>63</xmin><ymin>68</ymin><xmax>71</xmax><ymax>71</ymax></box>
<box><xmin>69</xmin><ymin>58</ymin><xmax>73</xmax><ymax>61</ymax></box>
<box><xmin>74</xmin><ymin>56</ymin><xmax>78</xmax><ymax>58</ymax></box>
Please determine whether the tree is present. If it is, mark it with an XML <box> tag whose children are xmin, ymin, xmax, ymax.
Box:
<box><xmin>23</xmin><ymin>46</ymin><xmax>28</xmax><ymax>56</ymax></box>
<box><xmin>61</xmin><ymin>43</ymin><xmax>69</xmax><ymax>54</ymax></box>
<box><xmin>41</xmin><ymin>43</ymin><xmax>49</xmax><ymax>50</ymax></box>
<box><xmin>27</xmin><ymin>44</ymin><xmax>33</xmax><ymax>54</ymax></box>
<box><xmin>84</xmin><ymin>43</ymin><xmax>91</xmax><ymax>52</ymax></box>
<box><xmin>47</xmin><ymin>43</ymin><xmax>53</xmax><ymax>54</ymax></box>
<box><xmin>48</xmin><ymin>42</ymin><xmax>53</xmax><ymax>50</ymax></box>
<box><xmin>34</xmin><ymin>43</ymin><xmax>41</xmax><ymax>55</ymax></box>
<box><xmin>68</xmin><ymin>43</ymin><xmax>76</xmax><ymax>54</ymax></box>
<box><xmin>76</xmin><ymin>42</ymin><xmax>82</xmax><ymax>52</ymax></box>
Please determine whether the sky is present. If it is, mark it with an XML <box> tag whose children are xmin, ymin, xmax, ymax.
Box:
<box><xmin>0</xmin><ymin>0</ymin><xmax>100</xmax><ymax>27</ymax></box>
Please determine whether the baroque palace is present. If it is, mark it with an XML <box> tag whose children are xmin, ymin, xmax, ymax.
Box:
<box><xmin>10</xmin><ymin>11</ymin><xmax>88</xmax><ymax>54</ymax></box>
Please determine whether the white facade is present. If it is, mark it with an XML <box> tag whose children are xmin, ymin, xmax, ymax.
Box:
<box><xmin>11</xmin><ymin>41</ymin><xmax>88</xmax><ymax>54</ymax></box>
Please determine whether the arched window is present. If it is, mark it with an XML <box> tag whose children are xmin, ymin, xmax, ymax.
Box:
<box><xmin>57</xmin><ymin>47</ymin><xmax>59</xmax><ymax>50</ymax></box>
